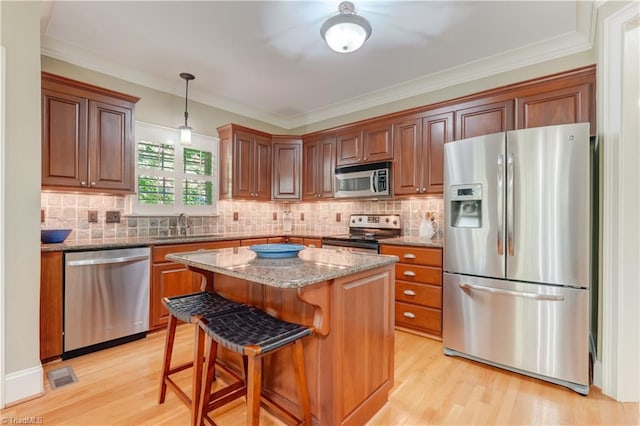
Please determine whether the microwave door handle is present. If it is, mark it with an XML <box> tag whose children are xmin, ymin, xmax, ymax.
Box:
<box><xmin>371</xmin><ymin>170</ymin><xmax>377</xmax><ymax>192</ymax></box>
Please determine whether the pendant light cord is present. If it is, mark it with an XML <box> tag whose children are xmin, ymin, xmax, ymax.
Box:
<box><xmin>184</xmin><ymin>79</ymin><xmax>189</xmax><ymax>127</ymax></box>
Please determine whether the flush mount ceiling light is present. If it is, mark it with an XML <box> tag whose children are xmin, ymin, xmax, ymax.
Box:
<box><xmin>179</xmin><ymin>72</ymin><xmax>195</xmax><ymax>146</ymax></box>
<box><xmin>320</xmin><ymin>1</ymin><xmax>372</xmax><ymax>53</ymax></box>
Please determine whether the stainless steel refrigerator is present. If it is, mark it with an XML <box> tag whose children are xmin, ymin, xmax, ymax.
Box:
<box><xmin>443</xmin><ymin>122</ymin><xmax>591</xmax><ymax>395</ymax></box>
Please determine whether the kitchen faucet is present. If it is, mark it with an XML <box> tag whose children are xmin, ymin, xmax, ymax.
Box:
<box><xmin>177</xmin><ymin>213</ymin><xmax>189</xmax><ymax>236</ymax></box>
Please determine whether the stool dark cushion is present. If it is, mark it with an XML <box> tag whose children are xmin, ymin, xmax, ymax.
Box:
<box><xmin>202</xmin><ymin>307</ymin><xmax>312</xmax><ymax>355</ymax></box>
<box><xmin>163</xmin><ymin>292</ymin><xmax>245</xmax><ymax>323</ymax></box>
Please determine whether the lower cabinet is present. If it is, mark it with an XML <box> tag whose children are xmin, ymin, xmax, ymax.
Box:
<box><xmin>288</xmin><ymin>237</ymin><xmax>322</xmax><ymax>248</ymax></box>
<box><xmin>380</xmin><ymin>244</ymin><xmax>443</xmax><ymax>339</ymax></box>
<box><xmin>149</xmin><ymin>240</ymin><xmax>240</xmax><ymax>330</ymax></box>
<box><xmin>40</xmin><ymin>251</ymin><xmax>63</xmax><ymax>361</ymax></box>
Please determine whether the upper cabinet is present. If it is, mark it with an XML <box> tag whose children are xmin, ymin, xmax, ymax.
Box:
<box><xmin>272</xmin><ymin>136</ymin><xmax>302</xmax><ymax>200</ymax></box>
<box><xmin>454</xmin><ymin>99</ymin><xmax>514</xmax><ymax>140</ymax></box>
<box><xmin>41</xmin><ymin>72</ymin><xmax>139</xmax><ymax>193</ymax></box>
<box><xmin>515</xmin><ymin>83</ymin><xmax>593</xmax><ymax>133</ymax></box>
<box><xmin>335</xmin><ymin>122</ymin><xmax>393</xmax><ymax>166</ymax></box>
<box><xmin>303</xmin><ymin>135</ymin><xmax>336</xmax><ymax>200</ymax></box>
<box><xmin>218</xmin><ymin>124</ymin><xmax>272</xmax><ymax>201</ymax></box>
<box><xmin>393</xmin><ymin>111</ymin><xmax>453</xmax><ymax>196</ymax></box>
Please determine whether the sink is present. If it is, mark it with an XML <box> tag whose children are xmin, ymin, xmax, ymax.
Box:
<box><xmin>152</xmin><ymin>234</ymin><xmax>220</xmax><ymax>241</ymax></box>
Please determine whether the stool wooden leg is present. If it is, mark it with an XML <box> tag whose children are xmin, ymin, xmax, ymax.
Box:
<box><xmin>198</xmin><ymin>333</ymin><xmax>218</xmax><ymax>426</ymax></box>
<box><xmin>192</xmin><ymin>322</ymin><xmax>206</xmax><ymax>426</ymax></box>
<box><xmin>292</xmin><ymin>340</ymin><xmax>312</xmax><ymax>425</ymax></box>
<box><xmin>159</xmin><ymin>313</ymin><xmax>177</xmax><ymax>404</ymax></box>
<box><xmin>246</xmin><ymin>355</ymin><xmax>262</xmax><ymax>426</ymax></box>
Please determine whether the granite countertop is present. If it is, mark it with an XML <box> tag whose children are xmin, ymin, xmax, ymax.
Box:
<box><xmin>40</xmin><ymin>232</ymin><xmax>327</xmax><ymax>252</ymax></box>
<box><xmin>381</xmin><ymin>236</ymin><xmax>444</xmax><ymax>248</ymax></box>
<box><xmin>167</xmin><ymin>246</ymin><xmax>398</xmax><ymax>289</ymax></box>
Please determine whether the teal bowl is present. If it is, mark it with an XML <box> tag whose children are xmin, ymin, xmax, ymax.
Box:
<box><xmin>41</xmin><ymin>229</ymin><xmax>72</xmax><ymax>244</ymax></box>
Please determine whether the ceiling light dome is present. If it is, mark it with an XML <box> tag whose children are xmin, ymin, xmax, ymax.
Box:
<box><xmin>320</xmin><ymin>1</ymin><xmax>372</xmax><ymax>53</ymax></box>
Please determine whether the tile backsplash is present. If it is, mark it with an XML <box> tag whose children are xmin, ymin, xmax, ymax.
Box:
<box><xmin>41</xmin><ymin>193</ymin><xmax>444</xmax><ymax>241</ymax></box>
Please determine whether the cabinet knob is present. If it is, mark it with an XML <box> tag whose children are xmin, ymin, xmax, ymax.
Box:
<box><xmin>403</xmin><ymin>253</ymin><xmax>417</xmax><ymax>259</ymax></box>
<box><xmin>80</xmin><ymin>181</ymin><xmax>87</xmax><ymax>186</ymax></box>
<box><xmin>403</xmin><ymin>289</ymin><xmax>416</xmax><ymax>296</ymax></box>
<box><xmin>403</xmin><ymin>312</ymin><xmax>416</xmax><ymax>319</ymax></box>
<box><xmin>91</xmin><ymin>182</ymin><xmax>96</xmax><ymax>187</ymax></box>
<box><xmin>422</xmin><ymin>187</ymin><xmax>426</xmax><ymax>192</ymax></box>
<box><xmin>416</xmin><ymin>188</ymin><xmax>420</xmax><ymax>192</ymax></box>
<box><xmin>403</xmin><ymin>271</ymin><xmax>416</xmax><ymax>277</ymax></box>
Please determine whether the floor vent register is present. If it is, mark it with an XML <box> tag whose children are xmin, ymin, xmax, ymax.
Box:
<box><xmin>47</xmin><ymin>366</ymin><xmax>78</xmax><ymax>390</ymax></box>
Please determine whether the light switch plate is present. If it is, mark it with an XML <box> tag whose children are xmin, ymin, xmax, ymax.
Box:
<box><xmin>273</xmin><ymin>212</ymin><xmax>277</xmax><ymax>221</ymax></box>
<box><xmin>41</xmin><ymin>209</ymin><xmax>45</xmax><ymax>223</ymax></box>
<box><xmin>88</xmin><ymin>210</ymin><xmax>98</xmax><ymax>223</ymax></box>
<box><xmin>336</xmin><ymin>213</ymin><xmax>341</xmax><ymax>222</ymax></box>
<box><xmin>105</xmin><ymin>211</ymin><xmax>120</xmax><ymax>223</ymax></box>
<box><xmin>233</xmin><ymin>212</ymin><xmax>239</xmax><ymax>221</ymax></box>
<box><xmin>300</xmin><ymin>213</ymin><xmax>305</xmax><ymax>221</ymax></box>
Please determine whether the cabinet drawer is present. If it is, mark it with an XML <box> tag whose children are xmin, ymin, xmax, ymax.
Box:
<box><xmin>241</xmin><ymin>238</ymin><xmax>268</xmax><ymax>246</ymax></box>
<box><xmin>395</xmin><ymin>264</ymin><xmax>442</xmax><ymax>285</ymax></box>
<box><xmin>152</xmin><ymin>240</ymin><xmax>240</xmax><ymax>263</ymax></box>
<box><xmin>380</xmin><ymin>245</ymin><xmax>442</xmax><ymax>267</ymax></box>
<box><xmin>395</xmin><ymin>281</ymin><xmax>441</xmax><ymax>308</ymax></box>
<box><xmin>395</xmin><ymin>302</ymin><xmax>441</xmax><ymax>335</ymax></box>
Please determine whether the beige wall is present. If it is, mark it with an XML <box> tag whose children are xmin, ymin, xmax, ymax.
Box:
<box><xmin>291</xmin><ymin>50</ymin><xmax>596</xmax><ymax>134</ymax></box>
<box><xmin>1</xmin><ymin>1</ymin><xmax>43</xmax><ymax>376</ymax></box>
<box><xmin>41</xmin><ymin>56</ymin><xmax>289</xmax><ymax>137</ymax></box>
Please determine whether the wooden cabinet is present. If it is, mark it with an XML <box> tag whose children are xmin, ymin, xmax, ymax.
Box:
<box><xmin>150</xmin><ymin>240</ymin><xmax>240</xmax><ymax>330</ymax></box>
<box><xmin>516</xmin><ymin>83</ymin><xmax>593</xmax><ymax>132</ymax></box>
<box><xmin>41</xmin><ymin>72</ymin><xmax>138</xmax><ymax>193</ymax></box>
<box><xmin>302</xmin><ymin>135</ymin><xmax>336</xmax><ymax>200</ymax></box>
<box><xmin>272</xmin><ymin>136</ymin><xmax>302</xmax><ymax>200</ymax></box>
<box><xmin>40</xmin><ymin>251</ymin><xmax>63</xmax><ymax>361</ymax></box>
<box><xmin>393</xmin><ymin>112</ymin><xmax>452</xmax><ymax>196</ymax></box>
<box><xmin>455</xmin><ymin>99</ymin><xmax>514</xmax><ymax>140</ymax></box>
<box><xmin>286</xmin><ymin>237</ymin><xmax>321</xmax><ymax>247</ymax></box>
<box><xmin>218</xmin><ymin>124</ymin><xmax>272</xmax><ymax>200</ymax></box>
<box><xmin>380</xmin><ymin>244</ymin><xmax>443</xmax><ymax>339</ymax></box>
<box><xmin>240</xmin><ymin>238</ymin><xmax>268</xmax><ymax>246</ymax></box>
<box><xmin>336</xmin><ymin>123</ymin><xmax>393</xmax><ymax>166</ymax></box>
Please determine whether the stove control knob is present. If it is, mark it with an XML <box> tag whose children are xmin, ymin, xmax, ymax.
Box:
<box><xmin>385</xmin><ymin>218</ymin><xmax>390</xmax><ymax>223</ymax></box>
<box><xmin>358</xmin><ymin>218</ymin><xmax>363</xmax><ymax>222</ymax></box>
<box><xmin>393</xmin><ymin>220</ymin><xmax>398</xmax><ymax>225</ymax></box>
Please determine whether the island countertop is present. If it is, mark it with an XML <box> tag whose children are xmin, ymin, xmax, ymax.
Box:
<box><xmin>166</xmin><ymin>246</ymin><xmax>398</xmax><ymax>289</ymax></box>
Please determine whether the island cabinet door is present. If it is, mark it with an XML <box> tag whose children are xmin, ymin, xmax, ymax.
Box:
<box><xmin>149</xmin><ymin>262</ymin><xmax>200</xmax><ymax>330</ymax></box>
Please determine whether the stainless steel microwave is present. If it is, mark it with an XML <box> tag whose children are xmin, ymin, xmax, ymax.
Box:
<box><xmin>334</xmin><ymin>162</ymin><xmax>391</xmax><ymax>198</ymax></box>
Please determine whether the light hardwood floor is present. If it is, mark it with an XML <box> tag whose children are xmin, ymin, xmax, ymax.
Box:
<box><xmin>2</xmin><ymin>326</ymin><xmax>637</xmax><ymax>425</ymax></box>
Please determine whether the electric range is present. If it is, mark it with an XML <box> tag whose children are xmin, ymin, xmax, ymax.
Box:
<box><xmin>321</xmin><ymin>214</ymin><xmax>401</xmax><ymax>253</ymax></box>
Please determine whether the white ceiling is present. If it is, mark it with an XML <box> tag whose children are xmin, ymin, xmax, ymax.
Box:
<box><xmin>40</xmin><ymin>1</ymin><xmax>596</xmax><ymax>129</ymax></box>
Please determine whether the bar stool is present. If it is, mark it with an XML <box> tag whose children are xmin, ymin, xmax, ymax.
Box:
<box><xmin>196</xmin><ymin>307</ymin><xmax>313</xmax><ymax>426</ymax></box>
<box><xmin>159</xmin><ymin>291</ymin><xmax>247</xmax><ymax>425</ymax></box>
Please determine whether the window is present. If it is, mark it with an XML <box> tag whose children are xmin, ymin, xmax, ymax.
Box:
<box><xmin>128</xmin><ymin>122</ymin><xmax>218</xmax><ymax>215</ymax></box>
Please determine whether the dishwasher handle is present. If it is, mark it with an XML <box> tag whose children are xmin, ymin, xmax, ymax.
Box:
<box><xmin>67</xmin><ymin>254</ymin><xmax>150</xmax><ymax>267</ymax></box>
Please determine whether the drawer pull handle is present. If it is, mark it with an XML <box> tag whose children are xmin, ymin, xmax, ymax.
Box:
<box><xmin>403</xmin><ymin>253</ymin><xmax>417</xmax><ymax>259</ymax></box>
<box><xmin>403</xmin><ymin>289</ymin><xmax>416</xmax><ymax>296</ymax></box>
<box><xmin>403</xmin><ymin>312</ymin><xmax>416</xmax><ymax>319</ymax></box>
<box><xmin>403</xmin><ymin>271</ymin><xmax>416</xmax><ymax>277</ymax></box>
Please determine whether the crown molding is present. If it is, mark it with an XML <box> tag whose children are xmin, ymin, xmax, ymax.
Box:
<box><xmin>40</xmin><ymin>37</ymin><xmax>292</xmax><ymax>129</ymax></box>
<box><xmin>40</xmin><ymin>2</ymin><xmax>595</xmax><ymax>130</ymax></box>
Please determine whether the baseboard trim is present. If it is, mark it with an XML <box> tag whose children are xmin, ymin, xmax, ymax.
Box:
<box><xmin>4</xmin><ymin>365</ymin><xmax>44</xmax><ymax>405</ymax></box>
<box><xmin>593</xmin><ymin>359</ymin><xmax>603</xmax><ymax>389</ymax></box>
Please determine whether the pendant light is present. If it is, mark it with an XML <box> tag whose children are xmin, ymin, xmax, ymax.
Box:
<box><xmin>320</xmin><ymin>1</ymin><xmax>372</xmax><ymax>53</ymax></box>
<box><xmin>179</xmin><ymin>72</ymin><xmax>195</xmax><ymax>145</ymax></box>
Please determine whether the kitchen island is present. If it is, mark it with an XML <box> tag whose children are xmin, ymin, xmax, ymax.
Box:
<box><xmin>167</xmin><ymin>246</ymin><xmax>398</xmax><ymax>426</ymax></box>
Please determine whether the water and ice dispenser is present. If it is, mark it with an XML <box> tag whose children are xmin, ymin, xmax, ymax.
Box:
<box><xmin>449</xmin><ymin>184</ymin><xmax>483</xmax><ymax>228</ymax></box>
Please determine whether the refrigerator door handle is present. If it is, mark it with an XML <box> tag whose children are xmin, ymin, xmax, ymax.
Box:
<box><xmin>497</xmin><ymin>154</ymin><xmax>504</xmax><ymax>256</ymax></box>
<box><xmin>458</xmin><ymin>282</ymin><xmax>565</xmax><ymax>301</ymax></box>
<box><xmin>507</xmin><ymin>153</ymin><xmax>515</xmax><ymax>256</ymax></box>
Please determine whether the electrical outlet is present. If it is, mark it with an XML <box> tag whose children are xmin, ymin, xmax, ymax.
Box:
<box><xmin>272</xmin><ymin>212</ymin><xmax>277</xmax><ymax>221</ymax></box>
<box><xmin>336</xmin><ymin>213</ymin><xmax>341</xmax><ymax>222</ymax></box>
<box><xmin>105</xmin><ymin>211</ymin><xmax>121</xmax><ymax>223</ymax></box>
<box><xmin>300</xmin><ymin>212</ymin><xmax>305</xmax><ymax>221</ymax></box>
<box><xmin>88</xmin><ymin>210</ymin><xmax>98</xmax><ymax>223</ymax></box>
<box><xmin>41</xmin><ymin>209</ymin><xmax>45</xmax><ymax>223</ymax></box>
<box><xmin>233</xmin><ymin>211</ymin><xmax>239</xmax><ymax>221</ymax></box>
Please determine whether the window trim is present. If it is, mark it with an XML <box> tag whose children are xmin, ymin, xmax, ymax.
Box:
<box><xmin>127</xmin><ymin>121</ymin><xmax>219</xmax><ymax>216</ymax></box>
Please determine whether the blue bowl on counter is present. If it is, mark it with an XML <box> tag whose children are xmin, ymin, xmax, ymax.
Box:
<box><xmin>41</xmin><ymin>229</ymin><xmax>72</xmax><ymax>244</ymax></box>
<box><xmin>248</xmin><ymin>243</ymin><xmax>305</xmax><ymax>259</ymax></box>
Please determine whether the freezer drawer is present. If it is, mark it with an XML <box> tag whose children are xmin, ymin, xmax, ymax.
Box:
<box><xmin>443</xmin><ymin>273</ymin><xmax>589</xmax><ymax>393</ymax></box>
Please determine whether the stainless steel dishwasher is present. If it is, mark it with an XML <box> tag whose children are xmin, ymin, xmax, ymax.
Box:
<box><xmin>64</xmin><ymin>247</ymin><xmax>150</xmax><ymax>358</ymax></box>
